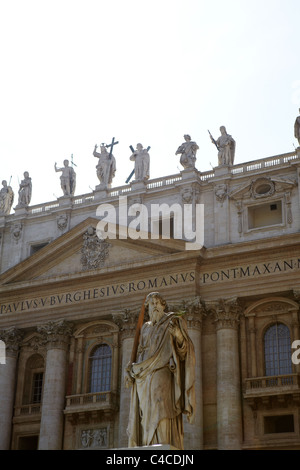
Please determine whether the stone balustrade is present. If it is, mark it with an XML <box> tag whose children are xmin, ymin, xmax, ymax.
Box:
<box><xmin>245</xmin><ymin>373</ymin><xmax>300</xmax><ymax>395</ymax></box>
<box><xmin>2</xmin><ymin>150</ymin><xmax>299</xmax><ymax>221</ymax></box>
<box><xmin>64</xmin><ymin>391</ymin><xmax>118</xmax><ymax>413</ymax></box>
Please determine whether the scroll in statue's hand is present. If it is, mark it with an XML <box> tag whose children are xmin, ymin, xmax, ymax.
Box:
<box><xmin>124</xmin><ymin>361</ymin><xmax>135</xmax><ymax>388</ymax></box>
<box><xmin>168</xmin><ymin>320</ymin><xmax>184</xmax><ymax>345</ymax></box>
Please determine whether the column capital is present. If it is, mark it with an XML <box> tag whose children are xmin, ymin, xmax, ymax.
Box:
<box><xmin>169</xmin><ymin>296</ymin><xmax>206</xmax><ymax>331</ymax></box>
<box><xmin>206</xmin><ymin>297</ymin><xmax>242</xmax><ymax>331</ymax></box>
<box><xmin>37</xmin><ymin>319</ymin><xmax>74</xmax><ymax>350</ymax></box>
<box><xmin>293</xmin><ymin>290</ymin><xmax>300</xmax><ymax>304</ymax></box>
<box><xmin>113</xmin><ymin>309</ymin><xmax>139</xmax><ymax>341</ymax></box>
<box><xmin>0</xmin><ymin>327</ymin><xmax>24</xmax><ymax>358</ymax></box>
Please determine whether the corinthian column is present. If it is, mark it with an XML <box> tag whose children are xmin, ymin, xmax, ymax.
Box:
<box><xmin>208</xmin><ymin>298</ymin><xmax>243</xmax><ymax>450</ymax></box>
<box><xmin>0</xmin><ymin>328</ymin><xmax>23</xmax><ymax>450</ymax></box>
<box><xmin>37</xmin><ymin>320</ymin><xmax>73</xmax><ymax>450</ymax></box>
<box><xmin>113</xmin><ymin>309</ymin><xmax>138</xmax><ymax>449</ymax></box>
<box><xmin>183</xmin><ymin>297</ymin><xmax>205</xmax><ymax>450</ymax></box>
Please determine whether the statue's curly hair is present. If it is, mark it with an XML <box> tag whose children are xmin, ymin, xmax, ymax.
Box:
<box><xmin>144</xmin><ymin>292</ymin><xmax>168</xmax><ymax>313</ymax></box>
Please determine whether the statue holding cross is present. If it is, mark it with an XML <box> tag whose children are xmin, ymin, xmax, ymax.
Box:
<box><xmin>93</xmin><ymin>137</ymin><xmax>117</xmax><ymax>189</ymax></box>
<box><xmin>129</xmin><ymin>143</ymin><xmax>150</xmax><ymax>182</ymax></box>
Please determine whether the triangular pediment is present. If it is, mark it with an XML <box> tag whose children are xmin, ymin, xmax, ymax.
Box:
<box><xmin>0</xmin><ymin>217</ymin><xmax>187</xmax><ymax>286</ymax></box>
<box><xmin>230</xmin><ymin>176</ymin><xmax>297</xmax><ymax>200</ymax></box>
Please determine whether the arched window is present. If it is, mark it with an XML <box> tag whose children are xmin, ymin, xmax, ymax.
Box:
<box><xmin>89</xmin><ymin>344</ymin><xmax>112</xmax><ymax>393</ymax></box>
<box><xmin>264</xmin><ymin>323</ymin><xmax>292</xmax><ymax>377</ymax></box>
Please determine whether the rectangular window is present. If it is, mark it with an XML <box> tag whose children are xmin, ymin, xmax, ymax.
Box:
<box><xmin>32</xmin><ymin>372</ymin><xmax>43</xmax><ymax>404</ymax></box>
<box><xmin>248</xmin><ymin>201</ymin><xmax>282</xmax><ymax>230</ymax></box>
<box><xmin>264</xmin><ymin>415</ymin><xmax>294</xmax><ymax>434</ymax></box>
<box><xmin>30</xmin><ymin>243</ymin><xmax>49</xmax><ymax>255</ymax></box>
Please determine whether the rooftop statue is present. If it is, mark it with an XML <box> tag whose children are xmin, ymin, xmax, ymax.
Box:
<box><xmin>54</xmin><ymin>159</ymin><xmax>76</xmax><ymax>197</ymax></box>
<box><xmin>17</xmin><ymin>171</ymin><xmax>32</xmax><ymax>207</ymax></box>
<box><xmin>0</xmin><ymin>180</ymin><xmax>14</xmax><ymax>216</ymax></box>
<box><xmin>126</xmin><ymin>292</ymin><xmax>196</xmax><ymax>450</ymax></box>
<box><xmin>129</xmin><ymin>143</ymin><xmax>150</xmax><ymax>181</ymax></box>
<box><xmin>175</xmin><ymin>134</ymin><xmax>199</xmax><ymax>169</ymax></box>
<box><xmin>294</xmin><ymin>109</ymin><xmax>300</xmax><ymax>147</ymax></box>
<box><xmin>210</xmin><ymin>126</ymin><xmax>236</xmax><ymax>166</ymax></box>
<box><xmin>93</xmin><ymin>143</ymin><xmax>116</xmax><ymax>188</ymax></box>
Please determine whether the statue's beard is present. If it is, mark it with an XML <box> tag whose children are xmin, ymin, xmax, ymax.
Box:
<box><xmin>150</xmin><ymin>308</ymin><xmax>164</xmax><ymax>324</ymax></box>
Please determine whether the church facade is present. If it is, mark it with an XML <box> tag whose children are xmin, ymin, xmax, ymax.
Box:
<box><xmin>1</xmin><ymin>143</ymin><xmax>300</xmax><ymax>450</ymax></box>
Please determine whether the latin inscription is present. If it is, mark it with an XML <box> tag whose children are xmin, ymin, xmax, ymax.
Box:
<box><xmin>0</xmin><ymin>272</ymin><xmax>195</xmax><ymax>315</ymax></box>
<box><xmin>201</xmin><ymin>257</ymin><xmax>300</xmax><ymax>284</ymax></box>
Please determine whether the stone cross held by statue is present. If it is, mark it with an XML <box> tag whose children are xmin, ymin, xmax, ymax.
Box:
<box><xmin>71</xmin><ymin>154</ymin><xmax>77</xmax><ymax>167</ymax></box>
<box><xmin>106</xmin><ymin>137</ymin><xmax>119</xmax><ymax>159</ymax></box>
<box><xmin>125</xmin><ymin>145</ymin><xmax>151</xmax><ymax>183</ymax></box>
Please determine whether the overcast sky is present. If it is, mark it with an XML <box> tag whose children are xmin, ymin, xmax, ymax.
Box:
<box><xmin>0</xmin><ymin>0</ymin><xmax>299</xmax><ymax>206</ymax></box>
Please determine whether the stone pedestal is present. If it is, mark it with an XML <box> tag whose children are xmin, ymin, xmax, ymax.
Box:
<box><xmin>58</xmin><ymin>196</ymin><xmax>72</xmax><ymax>207</ymax></box>
<box><xmin>0</xmin><ymin>328</ymin><xmax>23</xmax><ymax>450</ymax></box>
<box><xmin>37</xmin><ymin>320</ymin><xmax>73</xmax><ymax>450</ymax></box>
<box><xmin>130</xmin><ymin>180</ymin><xmax>147</xmax><ymax>191</ymax></box>
<box><xmin>13</xmin><ymin>205</ymin><xmax>29</xmax><ymax>216</ymax></box>
<box><xmin>180</xmin><ymin>168</ymin><xmax>199</xmax><ymax>181</ymax></box>
<box><xmin>93</xmin><ymin>185</ymin><xmax>110</xmax><ymax>201</ymax></box>
<box><xmin>213</xmin><ymin>165</ymin><xmax>232</xmax><ymax>178</ymax></box>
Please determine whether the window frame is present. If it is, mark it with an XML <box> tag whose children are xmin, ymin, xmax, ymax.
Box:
<box><xmin>31</xmin><ymin>371</ymin><xmax>44</xmax><ymax>404</ymax></box>
<box><xmin>263</xmin><ymin>322</ymin><xmax>293</xmax><ymax>377</ymax></box>
<box><xmin>88</xmin><ymin>343</ymin><xmax>112</xmax><ymax>394</ymax></box>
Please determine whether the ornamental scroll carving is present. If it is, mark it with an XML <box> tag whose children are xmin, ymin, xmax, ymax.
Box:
<box><xmin>0</xmin><ymin>327</ymin><xmax>24</xmax><ymax>357</ymax></box>
<box><xmin>37</xmin><ymin>319</ymin><xmax>74</xmax><ymax>348</ymax></box>
<box><xmin>205</xmin><ymin>297</ymin><xmax>242</xmax><ymax>330</ymax></box>
<box><xmin>214</xmin><ymin>184</ymin><xmax>228</xmax><ymax>205</ymax></box>
<box><xmin>168</xmin><ymin>296</ymin><xmax>206</xmax><ymax>330</ymax></box>
<box><xmin>81</xmin><ymin>226</ymin><xmax>110</xmax><ymax>270</ymax></box>
<box><xmin>113</xmin><ymin>309</ymin><xmax>141</xmax><ymax>340</ymax></box>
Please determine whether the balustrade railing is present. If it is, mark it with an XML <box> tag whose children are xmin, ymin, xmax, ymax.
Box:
<box><xmin>245</xmin><ymin>373</ymin><xmax>300</xmax><ymax>394</ymax></box>
<box><xmin>65</xmin><ymin>391</ymin><xmax>117</xmax><ymax>411</ymax></box>
<box><xmin>14</xmin><ymin>403</ymin><xmax>41</xmax><ymax>416</ymax></box>
<box><xmin>14</xmin><ymin>150</ymin><xmax>299</xmax><ymax>217</ymax></box>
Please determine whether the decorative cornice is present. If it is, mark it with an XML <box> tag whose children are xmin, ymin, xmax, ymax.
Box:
<box><xmin>0</xmin><ymin>327</ymin><xmax>24</xmax><ymax>357</ymax></box>
<box><xmin>21</xmin><ymin>333</ymin><xmax>45</xmax><ymax>352</ymax></box>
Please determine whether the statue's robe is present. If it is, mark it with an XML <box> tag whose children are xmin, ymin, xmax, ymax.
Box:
<box><xmin>216</xmin><ymin>133</ymin><xmax>236</xmax><ymax>166</ymax></box>
<box><xmin>176</xmin><ymin>141</ymin><xmax>198</xmax><ymax>169</ymax></box>
<box><xmin>130</xmin><ymin>149</ymin><xmax>150</xmax><ymax>180</ymax></box>
<box><xmin>127</xmin><ymin>313</ymin><xmax>195</xmax><ymax>449</ymax></box>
